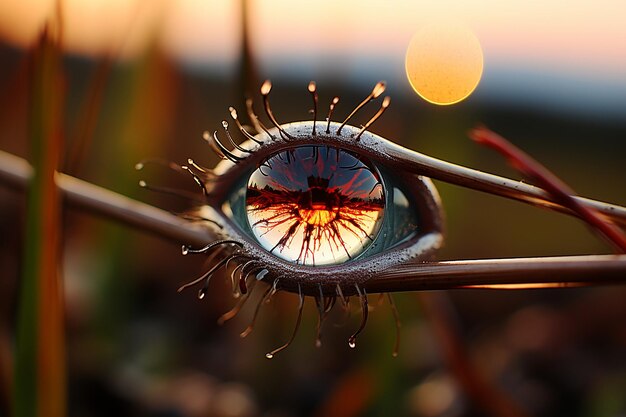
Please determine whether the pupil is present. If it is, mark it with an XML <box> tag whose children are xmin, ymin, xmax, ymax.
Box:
<box><xmin>246</xmin><ymin>146</ymin><xmax>385</xmax><ymax>266</ymax></box>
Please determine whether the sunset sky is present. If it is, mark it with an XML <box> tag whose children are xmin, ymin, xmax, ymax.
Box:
<box><xmin>1</xmin><ymin>0</ymin><xmax>625</xmax><ymax>118</ymax></box>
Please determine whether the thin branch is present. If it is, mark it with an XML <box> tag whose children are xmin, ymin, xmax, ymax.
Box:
<box><xmin>382</xmin><ymin>141</ymin><xmax>626</xmax><ymax>227</ymax></box>
<box><xmin>1</xmin><ymin>149</ymin><xmax>625</xmax><ymax>291</ymax></box>
<box><xmin>0</xmin><ymin>149</ymin><xmax>216</xmax><ymax>247</ymax></box>
<box><xmin>365</xmin><ymin>254</ymin><xmax>626</xmax><ymax>293</ymax></box>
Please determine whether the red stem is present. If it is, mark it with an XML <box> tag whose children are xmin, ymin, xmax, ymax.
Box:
<box><xmin>469</xmin><ymin>126</ymin><xmax>626</xmax><ymax>253</ymax></box>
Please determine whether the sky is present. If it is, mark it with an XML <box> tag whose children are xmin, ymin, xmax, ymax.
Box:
<box><xmin>1</xmin><ymin>0</ymin><xmax>625</xmax><ymax>119</ymax></box>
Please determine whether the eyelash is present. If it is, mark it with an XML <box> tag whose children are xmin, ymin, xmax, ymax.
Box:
<box><xmin>139</xmin><ymin>80</ymin><xmax>626</xmax><ymax>358</ymax></box>
<box><xmin>180</xmin><ymin>82</ymin><xmax>443</xmax><ymax>278</ymax></box>
<box><xmin>161</xmin><ymin>80</ymin><xmax>443</xmax><ymax>355</ymax></box>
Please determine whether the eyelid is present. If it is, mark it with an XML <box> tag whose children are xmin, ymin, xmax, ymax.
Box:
<box><xmin>198</xmin><ymin>121</ymin><xmax>445</xmax><ymax>295</ymax></box>
<box><xmin>175</xmin><ymin>68</ymin><xmax>626</xmax><ymax>305</ymax></box>
<box><xmin>201</xmin><ymin>203</ymin><xmax>443</xmax><ymax>296</ymax></box>
<box><xmin>370</xmin><ymin>134</ymin><xmax>626</xmax><ymax>226</ymax></box>
<box><xmin>208</xmin><ymin>120</ymin><xmax>626</xmax><ymax>227</ymax></box>
<box><xmin>205</xmin><ymin>122</ymin><xmax>394</xmax><ymax>203</ymax></box>
<box><xmin>197</xmin><ymin>115</ymin><xmax>626</xmax><ymax>295</ymax></box>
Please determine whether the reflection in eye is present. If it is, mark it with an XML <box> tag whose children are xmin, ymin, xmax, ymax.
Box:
<box><xmin>166</xmin><ymin>80</ymin><xmax>626</xmax><ymax>358</ymax></box>
<box><xmin>245</xmin><ymin>146</ymin><xmax>385</xmax><ymax>266</ymax></box>
<box><xmin>168</xmin><ymin>80</ymin><xmax>445</xmax><ymax>356</ymax></box>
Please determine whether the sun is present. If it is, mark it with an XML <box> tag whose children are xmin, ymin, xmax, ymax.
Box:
<box><xmin>405</xmin><ymin>22</ymin><xmax>484</xmax><ymax>105</ymax></box>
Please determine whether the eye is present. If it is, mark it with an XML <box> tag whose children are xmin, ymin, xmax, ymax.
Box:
<box><xmin>244</xmin><ymin>145</ymin><xmax>386</xmax><ymax>266</ymax></box>
<box><xmin>190</xmin><ymin>81</ymin><xmax>444</xmax><ymax>295</ymax></box>
<box><xmin>170</xmin><ymin>80</ymin><xmax>625</xmax><ymax>358</ymax></box>
<box><xmin>226</xmin><ymin>143</ymin><xmax>439</xmax><ymax>270</ymax></box>
<box><xmin>172</xmin><ymin>81</ymin><xmax>443</xmax><ymax>355</ymax></box>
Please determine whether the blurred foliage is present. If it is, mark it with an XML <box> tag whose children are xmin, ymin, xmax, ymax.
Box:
<box><xmin>1</xmin><ymin>9</ymin><xmax>626</xmax><ymax>417</ymax></box>
<box><xmin>14</xmin><ymin>26</ymin><xmax>65</xmax><ymax>417</ymax></box>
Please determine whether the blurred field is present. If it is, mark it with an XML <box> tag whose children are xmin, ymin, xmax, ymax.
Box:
<box><xmin>1</xmin><ymin>2</ymin><xmax>625</xmax><ymax>417</ymax></box>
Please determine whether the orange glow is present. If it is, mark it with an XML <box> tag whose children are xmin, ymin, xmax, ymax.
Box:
<box><xmin>0</xmin><ymin>0</ymin><xmax>236</xmax><ymax>61</ymax></box>
<box><xmin>248</xmin><ymin>204</ymin><xmax>383</xmax><ymax>266</ymax></box>
<box><xmin>405</xmin><ymin>23</ymin><xmax>483</xmax><ymax>105</ymax></box>
<box><xmin>0</xmin><ymin>1</ymin><xmax>624</xmax><ymax>77</ymax></box>
<box><xmin>0</xmin><ymin>0</ymin><xmax>54</xmax><ymax>47</ymax></box>
<box><xmin>463</xmin><ymin>283</ymin><xmax>586</xmax><ymax>289</ymax></box>
<box><xmin>298</xmin><ymin>207</ymin><xmax>338</xmax><ymax>227</ymax></box>
<box><xmin>0</xmin><ymin>0</ymin><xmax>166</xmax><ymax>58</ymax></box>
<box><xmin>245</xmin><ymin>146</ymin><xmax>385</xmax><ymax>266</ymax></box>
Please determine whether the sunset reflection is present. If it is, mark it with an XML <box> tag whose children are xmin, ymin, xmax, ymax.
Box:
<box><xmin>246</xmin><ymin>146</ymin><xmax>385</xmax><ymax>266</ymax></box>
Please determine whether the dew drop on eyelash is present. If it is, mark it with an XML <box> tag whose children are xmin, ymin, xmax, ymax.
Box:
<box><xmin>246</xmin><ymin>146</ymin><xmax>385</xmax><ymax>266</ymax></box>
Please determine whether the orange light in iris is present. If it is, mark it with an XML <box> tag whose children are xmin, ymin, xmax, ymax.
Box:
<box><xmin>246</xmin><ymin>146</ymin><xmax>385</xmax><ymax>266</ymax></box>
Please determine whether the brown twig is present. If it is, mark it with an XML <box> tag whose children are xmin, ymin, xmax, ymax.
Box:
<box><xmin>366</xmin><ymin>254</ymin><xmax>626</xmax><ymax>292</ymax></box>
<box><xmin>381</xmin><ymin>140</ymin><xmax>626</xmax><ymax>227</ymax></box>
<box><xmin>0</xmin><ymin>149</ymin><xmax>215</xmax><ymax>248</ymax></box>
<box><xmin>1</xmin><ymin>149</ymin><xmax>625</xmax><ymax>290</ymax></box>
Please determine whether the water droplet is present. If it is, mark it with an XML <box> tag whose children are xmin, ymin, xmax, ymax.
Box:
<box><xmin>181</xmin><ymin>246</ymin><xmax>189</xmax><ymax>255</ymax></box>
<box><xmin>222</xmin><ymin>120</ymin><xmax>229</xmax><ymax>129</ymax></box>
<box><xmin>372</xmin><ymin>81</ymin><xmax>386</xmax><ymax>99</ymax></box>
<box><xmin>256</xmin><ymin>269</ymin><xmax>269</xmax><ymax>280</ymax></box>
<box><xmin>348</xmin><ymin>338</ymin><xmax>356</xmax><ymax>348</ymax></box>
<box><xmin>261</xmin><ymin>80</ymin><xmax>272</xmax><ymax>95</ymax></box>
<box><xmin>138</xmin><ymin>180</ymin><xmax>147</xmax><ymax>187</ymax></box>
<box><xmin>134</xmin><ymin>162</ymin><xmax>144</xmax><ymax>170</ymax></box>
<box><xmin>197</xmin><ymin>290</ymin><xmax>205</xmax><ymax>299</ymax></box>
<box><xmin>265</xmin><ymin>353</ymin><xmax>274</xmax><ymax>359</ymax></box>
<box><xmin>315</xmin><ymin>339</ymin><xmax>322</xmax><ymax>348</ymax></box>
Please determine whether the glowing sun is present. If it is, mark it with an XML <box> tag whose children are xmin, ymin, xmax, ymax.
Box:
<box><xmin>405</xmin><ymin>23</ymin><xmax>484</xmax><ymax>105</ymax></box>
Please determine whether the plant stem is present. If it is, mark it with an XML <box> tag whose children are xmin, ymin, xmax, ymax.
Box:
<box><xmin>1</xmin><ymin>149</ymin><xmax>625</xmax><ymax>291</ymax></box>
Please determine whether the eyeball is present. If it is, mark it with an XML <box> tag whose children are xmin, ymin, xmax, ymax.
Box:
<box><xmin>210</xmin><ymin>120</ymin><xmax>444</xmax><ymax>295</ymax></box>
<box><xmin>167</xmin><ymin>81</ymin><xmax>444</xmax><ymax>356</ymax></box>
<box><xmin>246</xmin><ymin>146</ymin><xmax>385</xmax><ymax>266</ymax></box>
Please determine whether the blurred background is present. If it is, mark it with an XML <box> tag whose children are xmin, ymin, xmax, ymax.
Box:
<box><xmin>0</xmin><ymin>1</ymin><xmax>625</xmax><ymax>416</ymax></box>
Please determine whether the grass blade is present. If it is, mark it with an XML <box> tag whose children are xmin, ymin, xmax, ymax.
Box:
<box><xmin>14</xmin><ymin>25</ymin><xmax>65</xmax><ymax>417</ymax></box>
